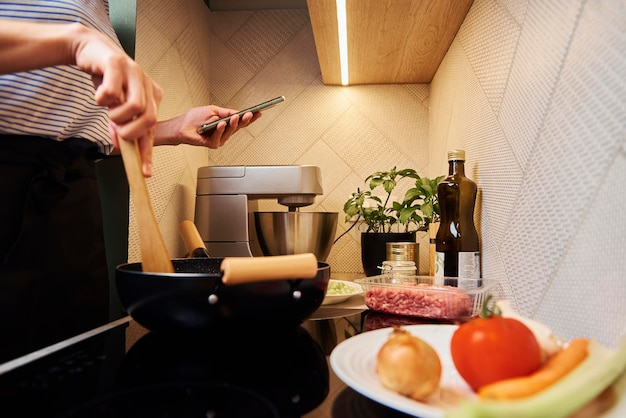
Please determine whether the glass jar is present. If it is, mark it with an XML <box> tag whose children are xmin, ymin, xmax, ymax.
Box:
<box><xmin>380</xmin><ymin>260</ymin><xmax>417</xmax><ymax>279</ymax></box>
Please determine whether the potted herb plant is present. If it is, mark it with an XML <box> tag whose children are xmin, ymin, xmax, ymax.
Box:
<box><xmin>341</xmin><ymin>167</ymin><xmax>443</xmax><ymax>276</ymax></box>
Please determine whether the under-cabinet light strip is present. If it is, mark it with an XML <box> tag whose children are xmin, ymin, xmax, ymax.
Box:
<box><xmin>336</xmin><ymin>0</ymin><xmax>349</xmax><ymax>85</ymax></box>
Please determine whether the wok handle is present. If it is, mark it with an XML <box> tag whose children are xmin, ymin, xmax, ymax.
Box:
<box><xmin>221</xmin><ymin>253</ymin><xmax>318</xmax><ymax>285</ymax></box>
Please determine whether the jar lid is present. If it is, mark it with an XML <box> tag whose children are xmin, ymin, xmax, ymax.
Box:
<box><xmin>382</xmin><ymin>260</ymin><xmax>416</xmax><ymax>269</ymax></box>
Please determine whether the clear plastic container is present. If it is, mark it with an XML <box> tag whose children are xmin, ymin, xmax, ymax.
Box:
<box><xmin>355</xmin><ymin>275</ymin><xmax>497</xmax><ymax>321</ymax></box>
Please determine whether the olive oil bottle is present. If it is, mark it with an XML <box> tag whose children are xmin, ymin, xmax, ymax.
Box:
<box><xmin>435</xmin><ymin>150</ymin><xmax>480</xmax><ymax>278</ymax></box>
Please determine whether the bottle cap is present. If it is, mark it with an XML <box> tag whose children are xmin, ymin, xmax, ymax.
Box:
<box><xmin>448</xmin><ymin>149</ymin><xmax>466</xmax><ymax>161</ymax></box>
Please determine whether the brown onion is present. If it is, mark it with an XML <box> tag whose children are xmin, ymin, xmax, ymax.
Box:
<box><xmin>376</xmin><ymin>326</ymin><xmax>442</xmax><ymax>401</ymax></box>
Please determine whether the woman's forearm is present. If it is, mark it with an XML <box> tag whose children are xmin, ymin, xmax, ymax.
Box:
<box><xmin>0</xmin><ymin>19</ymin><xmax>85</xmax><ymax>74</ymax></box>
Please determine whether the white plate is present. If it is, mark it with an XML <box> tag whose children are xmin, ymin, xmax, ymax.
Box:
<box><xmin>322</xmin><ymin>280</ymin><xmax>363</xmax><ymax>305</ymax></box>
<box><xmin>330</xmin><ymin>324</ymin><xmax>474</xmax><ymax>418</ymax></box>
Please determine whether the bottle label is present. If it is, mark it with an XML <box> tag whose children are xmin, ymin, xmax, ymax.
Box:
<box><xmin>434</xmin><ymin>252</ymin><xmax>445</xmax><ymax>277</ymax></box>
<box><xmin>434</xmin><ymin>251</ymin><xmax>480</xmax><ymax>279</ymax></box>
<box><xmin>459</xmin><ymin>251</ymin><xmax>480</xmax><ymax>278</ymax></box>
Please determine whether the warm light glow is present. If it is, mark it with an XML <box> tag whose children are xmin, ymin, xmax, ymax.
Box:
<box><xmin>336</xmin><ymin>0</ymin><xmax>349</xmax><ymax>85</ymax></box>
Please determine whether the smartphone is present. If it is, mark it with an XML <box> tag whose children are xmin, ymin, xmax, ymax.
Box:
<box><xmin>196</xmin><ymin>96</ymin><xmax>285</xmax><ymax>134</ymax></box>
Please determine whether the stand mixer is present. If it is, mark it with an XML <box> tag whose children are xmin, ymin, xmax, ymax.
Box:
<box><xmin>194</xmin><ymin>165</ymin><xmax>337</xmax><ymax>260</ymax></box>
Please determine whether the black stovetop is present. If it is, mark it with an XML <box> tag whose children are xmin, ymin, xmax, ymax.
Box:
<box><xmin>0</xmin><ymin>309</ymin><xmax>431</xmax><ymax>417</ymax></box>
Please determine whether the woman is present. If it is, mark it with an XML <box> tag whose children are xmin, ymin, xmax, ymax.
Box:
<box><xmin>0</xmin><ymin>0</ymin><xmax>259</xmax><ymax>362</ymax></box>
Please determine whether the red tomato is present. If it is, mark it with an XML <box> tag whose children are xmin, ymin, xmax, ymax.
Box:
<box><xmin>450</xmin><ymin>315</ymin><xmax>542</xmax><ymax>392</ymax></box>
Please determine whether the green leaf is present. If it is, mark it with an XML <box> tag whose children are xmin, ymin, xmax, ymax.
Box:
<box><xmin>403</xmin><ymin>188</ymin><xmax>422</xmax><ymax>201</ymax></box>
<box><xmin>368</xmin><ymin>177</ymin><xmax>384</xmax><ymax>189</ymax></box>
<box><xmin>382</xmin><ymin>179</ymin><xmax>396</xmax><ymax>194</ymax></box>
<box><xmin>421</xmin><ymin>201</ymin><xmax>434</xmax><ymax>218</ymax></box>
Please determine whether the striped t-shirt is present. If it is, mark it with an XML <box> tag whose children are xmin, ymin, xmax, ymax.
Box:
<box><xmin>0</xmin><ymin>0</ymin><xmax>122</xmax><ymax>155</ymax></box>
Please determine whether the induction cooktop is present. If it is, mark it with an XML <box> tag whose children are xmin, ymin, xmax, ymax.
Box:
<box><xmin>0</xmin><ymin>316</ymin><xmax>329</xmax><ymax>418</ymax></box>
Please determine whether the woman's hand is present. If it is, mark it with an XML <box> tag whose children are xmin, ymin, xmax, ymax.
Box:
<box><xmin>154</xmin><ymin>105</ymin><xmax>262</xmax><ymax>149</ymax></box>
<box><xmin>71</xmin><ymin>23</ymin><xmax>163</xmax><ymax>177</ymax></box>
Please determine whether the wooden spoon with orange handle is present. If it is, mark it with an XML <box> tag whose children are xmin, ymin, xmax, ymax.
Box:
<box><xmin>118</xmin><ymin>137</ymin><xmax>174</xmax><ymax>273</ymax></box>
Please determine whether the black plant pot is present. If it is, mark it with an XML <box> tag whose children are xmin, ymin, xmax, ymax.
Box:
<box><xmin>360</xmin><ymin>232</ymin><xmax>417</xmax><ymax>277</ymax></box>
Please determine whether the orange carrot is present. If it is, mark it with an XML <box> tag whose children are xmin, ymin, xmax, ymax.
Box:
<box><xmin>478</xmin><ymin>338</ymin><xmax>589</xmax><ymax>400</ymax></box>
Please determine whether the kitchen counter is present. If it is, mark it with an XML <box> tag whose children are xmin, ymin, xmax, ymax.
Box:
<box><xmin>3</xmin><ymin>294</ymin><xmax>621</xmax><ymax>417</ymax></box>
<box><xmin>0</xmin><ymin>294</ymin><xmax>435</xmax><ymax>418</ymax></box>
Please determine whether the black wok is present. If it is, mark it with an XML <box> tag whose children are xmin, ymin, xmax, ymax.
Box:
<box><xmin>116</xmin><ymin>254</ymin><xmax>331</xmax><ymax>334</ymax></box>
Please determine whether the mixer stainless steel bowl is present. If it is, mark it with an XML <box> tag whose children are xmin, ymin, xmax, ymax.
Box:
<box><xmin>253</xmin><ymin>212</ymin><xmax>338</xmax><ymax>261</ymax></box>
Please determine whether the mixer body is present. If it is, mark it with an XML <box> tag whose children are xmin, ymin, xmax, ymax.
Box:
<box><xmin>195</xmin><ymin>165</ymin><xmax>337</xmax><ymax>260</ymax></box>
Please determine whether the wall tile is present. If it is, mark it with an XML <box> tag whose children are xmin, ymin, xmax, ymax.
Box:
<box><xmin>458</xmin><ymin>0</ymin><xmax>520</xmax><ymax>116</ymax></box>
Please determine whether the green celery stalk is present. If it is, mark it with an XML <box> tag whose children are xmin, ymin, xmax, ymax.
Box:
<box><xmin>444</xmin><ymin>337</ymin><xmax>626</xmax><ymax>418</ymax></box>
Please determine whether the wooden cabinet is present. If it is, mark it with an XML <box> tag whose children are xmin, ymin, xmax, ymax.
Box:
<box><xmin>307</xmin><ymin>0</ymin><xmax>473</xmax><ymax>85</ymax></box>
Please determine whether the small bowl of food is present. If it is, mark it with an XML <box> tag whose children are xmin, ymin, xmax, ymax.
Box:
<box><xmin>322</xmin><ymin>279</ymin><xmax>363</xmax><ymax>305</ymax></box>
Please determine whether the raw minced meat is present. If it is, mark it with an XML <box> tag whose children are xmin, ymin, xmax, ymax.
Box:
<box><xmin>364</xmin><ymin>283</ymin><xmax>472</xmax><ymax>320</ymax></box>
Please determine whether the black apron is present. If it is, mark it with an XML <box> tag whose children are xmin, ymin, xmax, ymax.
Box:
<box><xmin>0</xmin><ymin>134</ymin><xmax>109</xmax><ymax>363</ymax></box>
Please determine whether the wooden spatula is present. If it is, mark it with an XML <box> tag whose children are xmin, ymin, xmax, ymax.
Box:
<box><xmin>118</xmin><ymin>138</ymin><xmax>174</xmax><ymax>273</ymax></box>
